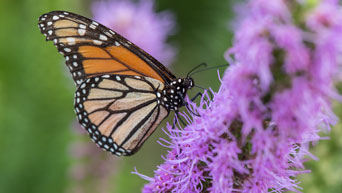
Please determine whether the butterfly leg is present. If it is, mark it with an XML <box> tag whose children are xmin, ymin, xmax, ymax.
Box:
<box><xmin>185</xmin><ymin>103</ymin><xmax>200</xmax><ymax>117</ymax></box>
<box><xmin>172</xmin><ymin>111</ymin><xmax>187</xmax><ymax>129</ymax></box>
<box><xmin>178</xmin><ymin>93</ymin><xmax>200</xmax><ymax>117</ymax></box>
<box><xmin>190</xmin><ymin>92</ymin><xmax>203</xmax><ymax>102</ymax></box>
<box><xmin>193</xmin><ymin>85</ymin><xmax>213</xmax><ymax>101</ymax></box>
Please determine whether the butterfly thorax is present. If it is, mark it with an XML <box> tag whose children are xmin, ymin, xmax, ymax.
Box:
<box><xmin>156</xmin><ymin>77</ymin><xmax>194</xmax><ymax>111</ymax></box>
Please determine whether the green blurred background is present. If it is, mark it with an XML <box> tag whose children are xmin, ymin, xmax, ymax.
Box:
<box><xmin>0</xmin><ymin>0</ymin><xmax>340</xmax><ymax>193</ymax></box>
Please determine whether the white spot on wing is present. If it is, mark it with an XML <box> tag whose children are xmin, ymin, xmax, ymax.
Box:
<box><xmin>66</xmin><ymin>37</ymin><xmax>76</xmax><ymax>45</ymax></box>
<box><xmin>78</xmin><ymin>29</ymin><xmax>86</xmax><ymax>36</ymax></box>
<box><xmin>99</xmin><ymin>34</ymin><xmax>107</xmax><ymax>41</ymax></box>
<box><xmin>115</xmin><ymin>152</ymin><xmax>122</xmax><ymax>156</ymax></box>
<box><xmin>93</xmin><ymin>40</ymin><xmax>102</xmax><ymax>45</ymax></box>
<box><xmin>89</xmin><ymin>24</ymin><xmax>96</xmax><ymax>29</ymax></box>
<box><xmin>64</xmin><ymin>48</ymin><xmax>71</xmax><ymax>52</ymax></box>
<box><xmin>79</xmin><ymin>24</ymin><xmax>86</xmax><ymax>29</ymax></box>
<box><xmin>104</xmin><ymin>32</ymin><xmax>112</xmax><ymax>37</ymax></box>
<box><xmin>52</xmin><ymin>16</ymin><xmax>59</xmax><ymax>20</ymax></box>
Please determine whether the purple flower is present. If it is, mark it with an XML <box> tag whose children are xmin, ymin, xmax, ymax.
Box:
<box><xmin>306</xmin><ymin>0</ymin><xmax>342</xmax><ymax>99</ymax></box>
<box><xmin>92</xmin><ymin>0</ymin><xmax>176</xmax><ymax>65</ymax></box>
<box><xmin>134</xmin><ymin>0</ymin><xmax>341</xmax><ymax>192</ymax></box>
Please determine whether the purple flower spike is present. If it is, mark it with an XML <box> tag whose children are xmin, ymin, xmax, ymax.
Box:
<box><xmin>92</xmin><ymin>0</ymin><xmax>176</xmax><ymax>65</ymax></box>
<box><xmin>135</xmin><ymin>0</ymin><xmax>341</xmax><ymax>192</ymax></box>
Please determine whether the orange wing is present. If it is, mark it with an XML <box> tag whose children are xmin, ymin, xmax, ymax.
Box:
<box><xmin>38</xmin><ymin>11</ymin><xmax>176</xmax><ymax>86</ymax></box>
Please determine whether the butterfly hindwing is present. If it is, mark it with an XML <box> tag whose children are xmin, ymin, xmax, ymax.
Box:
<box><xmin>38</xmin><ymin>11</ymin><xmax>175</xmax><ymax>86</ymax></box>
<box><xmin>75</xmin><ymin>74</ymin><xmax>169</xmax><ymax>155</ymax></box>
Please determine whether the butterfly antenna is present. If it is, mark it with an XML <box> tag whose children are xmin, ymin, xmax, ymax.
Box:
<box><xmin>186</xmin><ymin>62</ymin><xmax>207</xmax><ymax>78</ymax></box>
<box><xmin>188</xmin><ymin>64</ymin><xmax>229</xmax><ymax>77</ymax></box>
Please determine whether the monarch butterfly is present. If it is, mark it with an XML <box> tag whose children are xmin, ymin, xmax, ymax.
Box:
<box><xmin>38</xmin><ymin>11</ymin><xmax>195</xmax><ymax>156</ymax></box>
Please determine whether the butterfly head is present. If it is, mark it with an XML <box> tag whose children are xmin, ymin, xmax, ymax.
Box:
<box><xmin>183</xmin><ymin>77</ymin><xmax>194</xmax><ymax>89</ymax></box>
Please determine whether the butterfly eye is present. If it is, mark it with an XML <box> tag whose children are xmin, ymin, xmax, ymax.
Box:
<box><xmin>183</xmin><ymin>78</ymin><xmax>194</xmax><ymax>89</ymax></box>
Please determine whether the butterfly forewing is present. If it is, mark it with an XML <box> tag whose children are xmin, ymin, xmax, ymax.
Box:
<box><xmin>38</xmin><ymin>11</ymin><xmax>175</xmax><ymax>86</ymax></box>
<box><xmin>75</xmin><ymin>75</ymin><xmax>169</xmax><ymax>155</ymax></box>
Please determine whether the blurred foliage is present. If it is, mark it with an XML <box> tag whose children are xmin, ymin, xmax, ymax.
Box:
<box><xmin>0</xmin><ymin>0</ymin><xmax>340</xmax><ymax>193</ymax></box>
